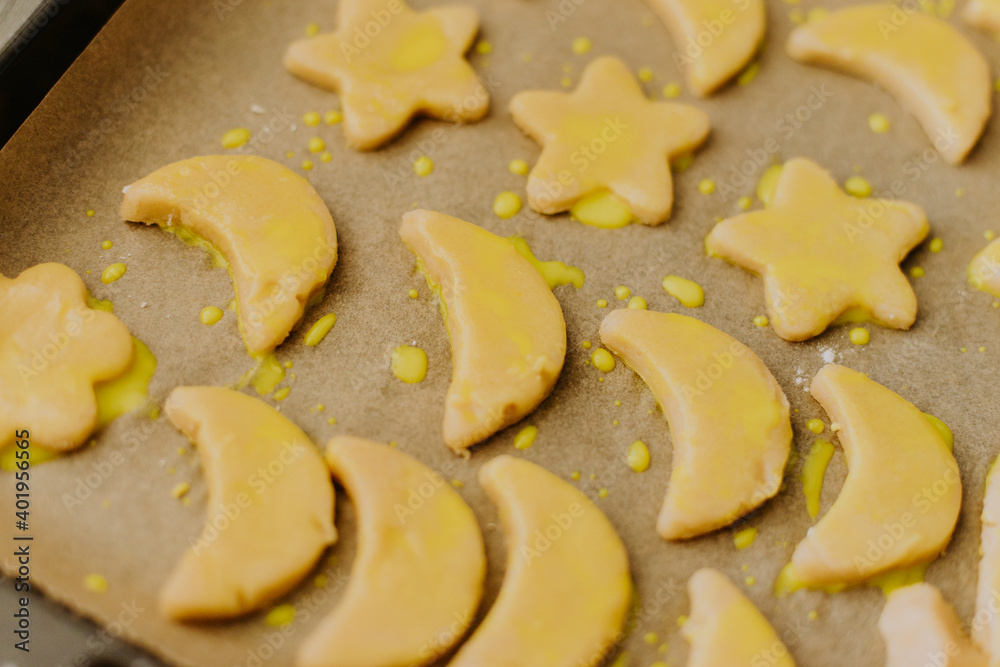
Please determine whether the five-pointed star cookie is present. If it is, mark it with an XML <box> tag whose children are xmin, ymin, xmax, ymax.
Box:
<box><xmin>284</xmin><ymin>0</ymin><xmax>488</xmax><ymax>150</ymax></box>
<box><xmin>706</xmin><ymin>158</ymin><xmax>928</xmax><ymax>342</ymax></box>
<box><xmin>509</xmin><ymin>56</ymin><xmax>710</xmax><ymax>226</ymax></box>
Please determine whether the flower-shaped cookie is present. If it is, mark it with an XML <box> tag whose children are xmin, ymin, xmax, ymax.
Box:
<box><xmin>706</xmin><ymin>158</ymin><xmax>928</xmax><ymax>341</ymax></box>
<box><xmin>284</xmin><ymin>0</ymin><xmax>488</xmax><ymax>150</ymax></box>
<box><xmin>510</xmin><ymin>56</ymin><xmax>710</xmax><ymax>226</ymax></box>
<box><xmin>0</xmin><ymin>263</ymin><xmax>133</xmax><ymax>450</ymax></box>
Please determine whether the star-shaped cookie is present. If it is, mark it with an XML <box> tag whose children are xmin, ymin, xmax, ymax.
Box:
<box><xmin>284</xmin><ymin>0</ymin><xmax>488</xmax><ymax>150</ymax></box>
<box><xmin>509</xmin><ymin>56</ymin><xmax>710</xmax><ymax>226</ymax></box>
<box><xmin>706</xmin><ymin>158</ymin><xmax>928</xmax><ymax>342</ymax></box>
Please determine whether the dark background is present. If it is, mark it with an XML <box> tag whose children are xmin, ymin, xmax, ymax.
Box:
<box><xmin>1</xmin><ymin>0</ymin><xmax>125</xmax><ymax>147</ymax></box>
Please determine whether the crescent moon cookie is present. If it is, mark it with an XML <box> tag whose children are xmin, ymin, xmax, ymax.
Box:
<box><xmin>786</xmin><ymin>3</ymin><xmax>991</xmax><ymax>165</ymax></box>
<box><xmin>880</xmin><ymin>584</ymin><xmax>989</xmax><ymax>667</ymax></box>
<box><xmin>684</xmin><ymin>569</ymin><xmax>797</xmax><ymax>667</ymax></box>
<box><xmin>284</xmin><ymin>0</ymin><xmax>488</xmax><ymax>150</ymax></box>
<box><xmin>783</xmin><ymin>365</ymin><xmax>961</xmax><ymax>590</ymax></box>
<box><xmin>160</xmin><ymin>387</ymin><xmax>335</xmax><ymax>621</ymax></box>
<box><xmin>509</xmin><ymin>56</ymin><xmax>710</xmax><ymax>227</ymax></box>
<box><xmin>121</xmin><ymin>155</ymin><xmax>338</xmax><ymax>358</ymax></box>
<box><xmin>599</xmin><ymin>309</ymin><xmax>792</xmax><ymax>540</ymax></box>
<box><xmin>298</xmin><ymin>436</ymin><xmax>485</xmax><ymax>667</ymax></box>
<box><xmin>706</xmin><ymin>158</ymin><xmax>928</xmax><ymax>342</ymax></box>
<box><xmin>448</xmin><ymin>455</ymin><xmax>632</xmax><ymax>667</ymax></box>
<box><xmin>0</xmin><ymin>263</ymin><xmax>134</xmax><ymax>452</ymax></box>
<box><xmin>400</xmin><ymin>210</ymin><xmax>567</xmax><ymax>452</ymax></box>
<box><xmin>644</xmin><ymin>0</ymin><xmax>766</xmax><ymax>97</ymax></box>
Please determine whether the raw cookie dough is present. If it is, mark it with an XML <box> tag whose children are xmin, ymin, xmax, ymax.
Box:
<box><xmin>965</xmin><ymin>0</ymin><xmax>1000</xmax><ymax>33</ymax></box>
<box><xmin>448</xmin><ymin>455</ymin><xmax>632</xmax><ymax>667</ymax></box>
<box><xmin>683</xmin><ymin>568</ymin><xmax>796</xmax><ymax>667</ymax></box>
<box><xmin>706</xmin><ymin>158</ymin><xmax>928</xmax><ymax>342</ymax></box>
<box><xmin>880</xmin><ymin>584</ymin><xmax>988</xmax><ymax>667</ymax></box>
<box><xmin>509</xmin><ymin>56</ymin><xmax>710</xmax><ymax>226</ymax></box>
<box><xmin>284</xmin><ymin>0</ymin><xmax>488</xmax><ymax>150</ymax></box>
<box><xmin>399</xmin><ymin>210</ymin><xmax>566</xmax><ymax>452</ymax></box>
<box><xmin>975</xmin><ymin>458</ymin><xmax>1000</xmax><ymax>661</ymax></box>
<box><xmin>600</xmin><ymin>309</ymin><xmax>791</xmax><ymax>540</ymax></box>
<box><xmin>121</xmin><ymin>155</ymin><xmax>338</xmax><ymax>357</ymax></box>
<box><xmin>787</xmin><ymin>365</ymin><xmax>961</xmax><ymax>588</ymax></box>
<box><xmin>969</xmin><ymin>238</ymin><xmax>1000</xmax><ymax>298</ymax></box>
<box><xmin>0</xmin><ymin>263</ymin><xmax>133</xmax><ymax>451</ymax></box>
<box><xmin>160</xmin><ymin>386</ymin><xmax>336</xmax><ymax>620</ymax></box>
<box><xmin>297</xmin><ymin>436</ymin><xmax>485</xmax><ymax>667</ymax></box>
<box><xmin>644</xmin><ymin>0</ymin><xmax>766</xmax><ymax>96</ymax></box>
<box><xmin>786</xmin><ymin>3</ymin><xmax>991</xmax><ymax>165</ymax></box>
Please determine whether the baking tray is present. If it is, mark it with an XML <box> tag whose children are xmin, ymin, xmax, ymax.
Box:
<box><xmin>2</xmin><ymin>0</ymin><xmax>1000</xmax><ymax>665</ymax></box>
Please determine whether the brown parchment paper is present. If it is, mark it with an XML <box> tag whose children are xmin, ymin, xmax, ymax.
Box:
<box><xmin>3</xmin><ymin>0</ymin><xmax>1000</xmax><ymax>664</ymax></box>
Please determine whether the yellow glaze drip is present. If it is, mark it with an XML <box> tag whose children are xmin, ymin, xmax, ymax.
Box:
<box><xmin>94</xmin><ymin>338</ymin><xmax>157</xmax><ymax>427</ymax></box>
<box><xmin>508</xmin><ymin>159</ymin><xmax>529</xmax><ymax>175</ymax></box>
<box><xmin>734</xmin><ymin>527</ymin><xmax>757</xmax><ymax>549</ymax></box>
<box><xmin>806</xmin><ymin>418</ymin><xmax>825</xmax><ymax>434</ymax></box>
<box><xmin>3</xmin><ymin>336</ymin><xmax>158</xmax><ymax>470</ymax></box>
<box><xmin>413</xmin><ymin>156</ymin><xmax>434</xmax><ymax>176</ymax></box>
<box><xmin>87</xmin><ymin>294</ymin><xmax>113</xmax><ymax>312</ymax></box>
<box><xmin>493</xmin><ymin>192</ymin><xmax>522</xmax><ymax>219</ymax></box>
<box><xmin>513</xmin><ymin>425</ymin><xmax>538</xmax><ymax>450</ymax></box>
<box><xmin>391</xmin><ymin>345</ymin><xmax>428</xmax><ymax>384</ymax></box>
<box><xmin>756</xmin><ymin>164</ymin><xmax>783</xmax><ymax>205</ymax></box>
<box><xmin>627</xmin><ymin>296</ymin><xmax>647</xmax><ymax>309</ymax></box>
<box><xmin>802</xmin><ymin>439</ymin><xmax>835</xmax><ymax>519</ymax></box>
<box><xmin>661</xmin><ymin>275</ymin><xmax>704</xmax><ymax>308</ymax></box>
<box><xmin>200</xmin><ymin>306</ymin><xmax>224</xmax><ymax>325</ymax></box>
<box><xmin>508</xmin><ymin>237</ymin><xmax>585</xmax><ymax>289</ymax></box>
<box><xmin>221</xmin><ymin>128</ymin><xmax>251</xmax><ymax>149</ymax></box>
<box><xmin>776</xmin><ymin>561</ymin><xmax>926</xmax><ymax>597</ymax></box>
<box><xmin>570</xmin><ymin>190</ymin><xmax>633</xmax><ymax>229</ymax></box>
<box><xmin>591</xmin><ymin>348</ymin><xmax>616</xmax><ymax>372</ymax></box>
<box><xmin>242</xmin><ymin>353</ymin><xmax>285</xmax><ymax>396</ymax></box>
<box><xmin>304</xmin><ymin>313</ymin><xmax>337</xmax><ymax>346</ymax></box>
<box><xmin>849</xmin><ymin>327</ymin><xmax>870</xmax><ymax>345</ymax></box>
<box><xmin>84</xmin><ymin>574</ymin><xmax>109</xmax><ymax>593</ymax></box>
<box><xmin>627</xmin><ymin>440</ymin><xmax>650</xmax><ymax>472</ymax></box>
<box><xmin>0</xmin><ymin>439</ymin><xmax>61</xmax><ymax>472</ymax></box>
<box><xmin>101</xmin><ymin>263</ymin><xmax>127</xmax><ymax>284</ymax></box>
<box><xmin>265</xmin><ymin>603</ymin><xmax>296</xmax><ymax>627</ymax></box>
